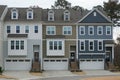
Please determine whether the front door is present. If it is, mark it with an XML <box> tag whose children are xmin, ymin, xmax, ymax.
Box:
<box><xmin>70</xmin><ymin>52</ymin><xmax>76</xmax><ymax>62</ymax></box>
<box><xmin>34</xmin><ymin>52</ymin><xmax>39</xmax><ymax>62</ymax></box>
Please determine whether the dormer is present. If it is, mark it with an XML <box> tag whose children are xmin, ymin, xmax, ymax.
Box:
<box><xmin>27</xmin><ymin>8</ymin><xmax>33</xmax><ymax>19</ymax></box>
<box><xmin>64</xmin><ymin>10</ymin><xmax>70</xmax><ymax>21</ymax></box>
<box><xmin>11</xmin><ymin>8</ymin><xmax>18</xmax><ymax>19</ymax></box>
<box><xmin>48</xmin><ymin>10</ymin><xmax>54</xmax><ymax>21</ymax></box>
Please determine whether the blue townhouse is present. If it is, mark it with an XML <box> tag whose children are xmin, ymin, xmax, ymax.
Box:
<box><xmin>77</xmin><ymin>8</ymin><xmax>114</xmax><ymax>70</ymax></box>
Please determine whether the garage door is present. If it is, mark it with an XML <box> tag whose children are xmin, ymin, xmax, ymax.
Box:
<box><xmin>43</xmin><ymin>58</ymin><xmax>68</xmax><ymax>70</ymax></box>
<box><xmin>79</xmin><ymin>59</ymin><xmax>104</xmax><ymax>70</ymax></box>
<box><xmin>5</xmin><ymin>58</ymin><xmax>31</xmax><ymax>70</ymax></box>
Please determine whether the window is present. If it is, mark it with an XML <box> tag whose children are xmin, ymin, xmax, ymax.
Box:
<box><xmin>80</xmin><ymin>40</ymin><xmax>85</xmax><ymax>51</ymax></box>
<box><xmin>16</xmin><ymin>41</ymin><xmax>19</xmax><ymax>50</ymax></box>
<box><xmin>11</xmin><ymin>8</ymin><xmax>18</xmax><ymax>19</ymax></box>
<box><xmin>11</xmin><ymin>41</ymin><xmax>14</xmax><ymax>50</ymax></box>
<box><xmin>25</xmin><ymin>26</ymin><xmax>29</xmax><ymax>33</ymax></box>
<box><xmin>49</xmin><ymin>41</ymin><xmax>62</xmax><ymax>50</ymax></box>
<box><xmin>46</xmin><ymin>26</ymin><xmax>56</xmax><ymax>35</ymax></box>
<box><xmin>34</xmin><ymin>26</ymin><xmax>38</xmax><ymax>33</ymax></box>
<box><xmin>20</xmin><ymin>41</ymin><xmax>24</xmax><ymax>50</ymax></box>
<box><xmin>89</xmin><ymin>40</ymin><xmax>94</xmax><ymax>51</ymax></box>
<box><xmin>79</xmin><ymin>26</ymin><xmax>85</xmax><ymax>35</ymax></box>
<box><xmin>98</xmin><ymin>41</ymin><xmax>103</xmax><ymax>51</ymax></box>
<box><xmin>106</xmin><ymin>26</ymin><xmax>111</xmax><ymax>35</ymax></box>
<box><xmin>63</xmin><ymin>26</ymin><xmax>72</xmax><ymax>35</ymax></box>
<box><xmin>27</xmin><ymin>9</ymin><xmax>33</xmax><ymax>19</ymax></box>
<box><xmin>7</xmin><ymin>26</ymin><xmax>11</xmax><ymax>33</ymax></box>
<box><xmin>48</xmin><ymin>10</ymin><xmax>54</xmax><ymax>21</ymax></box>
<box><xmin>97</xmin><ymin>26</ymin><xmax>103</xmax><ymax>35</ymax></box>
<box><xmin>16</xmin><ymin>26</ymin><xmax>20</xmax><ymax>33</ymax></box>
<box><xmin>64</xmin><ymin>10</ymin><xmax>70</xmax><ymax>21</ymax></box>
<box><xmin>88</xmin><ymin>26</ymin><xmax>94</xmax><ymax>35</ymax></box>
<box><xmin>93</xmin><ymin>12</ymin><xmax>96</xmax><ymax>16</ymax></box>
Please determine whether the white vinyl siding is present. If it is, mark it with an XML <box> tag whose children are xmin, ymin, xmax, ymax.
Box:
<box><xmin>46</xmin><ymin>26</ymin><xmax>56</xmax><ymax>35</ymax></box>
<box><xmin>63</xmin><ymin>26</ymin><xmax>72</xmax><ymax>35</ymax></box>
<box><xmin>106</xmin><ymin>26</ymin><xmax>111</xmax><ymax>35</ymax></box>
<box><xmin>97</xmin><ymin>26</ymin><xmax>103</xmax><ymax>35</ymax></box>
<box><xmin>89</xmin><ymin>40</ymin><xmax>94</xmax><ymax>51</ymax></box>
<box><xmin>88</xmin><ymin>26</ymin><xmax>94</xmax><ymax>35</ymax></box>
<box><xmin>80</xmin><ymin>40</ymin><xmax>85</xmax><ymax>51</ymax></box>
<box><xmin>79</xmin><ymin>26</ymin><xmax>85</xmax><ymax>35</ymax></box>
<box><xmin>98</xmin><ymin>40</ymin><xmax>103</xmax><ymax>51</ymax></box>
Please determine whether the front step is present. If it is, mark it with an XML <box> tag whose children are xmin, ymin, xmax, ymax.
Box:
<box><xmin>31</xmin><ymin>61</ymin><xmax>41</xmax><ymax>72</ymax></box>
<box><xmin>70</xmin><ymin>61</ymin><xmax>79</xmax><ymax>72</ymax></box>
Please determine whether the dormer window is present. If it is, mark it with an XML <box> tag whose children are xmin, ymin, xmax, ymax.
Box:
<box><xmin>11</xmin><ymin>8</ymin><xmax>18</xmax><ymax>19</ymax></box>
<box><xmin>27</xmin><ymin>8</ymin><xmax>33</xmax><ymax>19</ymax></box>
<box><xmin>64</xmin><ymin>10</ymin><xmax>70</xmax><ymax>21</ymax></box>
<box><xmin>93</xmin><ymin>12</ymin><xmax>97</xmax><ymax>16</ymax></box>
<box><xmin>48</xmin><ymin>10</ymin><xmax>54</xmax><ymax>21</ymax></box>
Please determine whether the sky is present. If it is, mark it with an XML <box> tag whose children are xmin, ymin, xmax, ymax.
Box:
<box><xmin>0</xmin><ymin>0</ymin><xmax>109</xmax><ymax>10</ymax></box>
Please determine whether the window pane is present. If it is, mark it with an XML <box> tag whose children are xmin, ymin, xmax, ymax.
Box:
<box><xmin>47</xmin><ymin>26</ymin><xmax>55</xmax><ymax>35</ymax></box>
<box><xmin>34</xmin><ymin>26</ymin><xmax>38</xmax><ymax>33</ymax></box>
<box><xmin>11</xmin><ymin>41</ymin><xmax>14</xmax><ymax>49</ymax></box>
<box><xmin>21</xmin><ymin>41</ymin><xmax>24</xmax><ymax>50</ymax></box>
<box><xmin>16</xmin><ymin>26</ymin><xmax>20</xmax><ymax>33</ymax></box>
<box><xmin>7</xmin><ymin>26</ymin><xmax>11</xmax><ymax>33</ymax></box>
<box><xmin>54</xmin><ymin>41</ymin><xmax>57</xmax><ymax>50</ymax></box>
<box><xmin>49</xmin><ymin>41</ymin><xmax>53</xmax><ymax>50</ymax></box>
<box><xmin>16</xmin><ymin>41</ymin><xmax>19</xmax><ymax>50</ymax></box>
<box><xmin>25</xmin><ymin>26</ymin><xmax>29</xmax><ymax>33</ymax></box>
<box><xmin>58</xmin><ymin>41</ymin><xmax>62</xmax><ymax>50</ymax></box>
<box><xmin>13</xmin><ymin>12</ymin><xmax>16</xmax><ymax>18</ymax></box>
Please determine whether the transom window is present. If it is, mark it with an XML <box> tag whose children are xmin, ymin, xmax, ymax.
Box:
<box><xmin>16</xmin><ymin>26</ymin><xmax>20</xmax><ymax>33</ymax></box>
<box><xmin>79</xmin><ymin>26</ymin><xmax>85</xmax><ymax>35</ymax></box>
<box><xmin>97</xmin><ymin>26</ymin><xmax>103</xmax><ymax>35</ymax></box>
<box><xmin>11</xmin><ymin>40</ymin><xmax>24</xmax><ymax>50</ymax></box>
<box><xmin>89</xmin><ymin>40</ymin><xmax>94</xmax><ymax>51</ymax></box>
<box><xmin>34</xmin><ymin>26</ymin><xmax>38</xmax><ymax>33</ymax></box>
<box><xmin>7</xmin><ymin>26</ymin><xmax>11</xmax><ymax>33</ymax></box>
<box><xmin>88</xmin><ymin>26</ymin><xmax>94</xmax><ymax>35</ymax></box>
<box><xmin>98</xmin><ymin>41</ymin><xmax>103</xmax><ymax>51</ymax></box>
<box><xmin>106</xmin><ymin>26</ymin><xmax>111</xmax><ymax>35</ymax></box>
<box><xmin>63</xmin><ymin>26</ymin><xmax>72</xmax><ymax>35</ymax></box>
<box><xmin>49</xmin><ymin>41</ymin><xmax>62</xmax><ymax>50</ymax></box>
<box><xmin>46</xmin><ymin>26</ymin><xmax>56</xmax><ymax>35</ymax></box>
<box><xmin>80</xmin><ymin>40</ymin><xmax>85</xmax><ymax>51</ymax></box>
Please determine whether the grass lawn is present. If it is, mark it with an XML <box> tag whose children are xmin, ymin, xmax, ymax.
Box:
<box><xmin>82</xmin><ymin>76</ymin><xmax>120</xmax><ymax>80</ymax></box>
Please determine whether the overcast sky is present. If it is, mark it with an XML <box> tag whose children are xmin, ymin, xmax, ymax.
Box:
<box><xmin>0</xmin><ymin>0</ymin><xmax>109</xmax><ymax>10</ymax></box>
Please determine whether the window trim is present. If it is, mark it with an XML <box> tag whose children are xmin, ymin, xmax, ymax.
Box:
<box><xmin>48</xmin><ymin>10</ymin><xmax>54</xmax><ymax>21</ymax></box>
<box><xmin>98</xmin><ymin>40</ymin><xmax>103</xmax><ymax>51</ymax></box>
<box><xmin>80</xmin><ymin>40</ymin><xmax>85</xmax><ymax>51</ymax></box>
<box><xmin>106</xmin><ymin>26</ymin><xmax>111</xmax><ymax>35</ymax></box>
<box><xmin>63</xmin><ymin>26</ymin><xmax>72</xmax><ymax>35</ymax></box>
<box><xmin>27</xmin><ymin>9</ymin><xmax>33</xmax><ymax>19</ymax></box>
<box><xmin>25</xmin><ymin>26</ymin><xmax>29</xmax><ymax>33</ymax></box>
<box><xmin>88</xmin><ymin>26</ymin><xmax>94</xmax><ymax>35</ymax></box>
<box><xmin>7</xmin><ymin>26</ymin><xmax>11</xmax><ymax>33</ymax></box>
<box><xmin>64</xmin><ymin>10</ymin><xmax>70</xmax><ymax>21</ymax></box>
<box><xmin>16</xmin><ymin>26</ymin><xmax>20</xmax><ymax>33</ymax></box>
<box><xmin>89</xmin><ymin>40</ymin><xmax>94</xmax><ymax>51</ymax></box>
<box><xmin>11</xmin><ymin>8</ymin><xmax>18</xmax><ymax>19</ymax></box>
<box><xmin>79</xmin><ymin>26</ymin><xmax>85</xmax><ymax>35</ymax></box>
<box><xmin>97</xmin><ymin>26</ymin><xmax>103</xmax><ymax>35</ymax></box>
<box><xmin>34</xmin><ymin>26</ymin><xmax>38</xmax><ymax>33</ymax></box>
<box><xmin>46</xmin><ymin>26</ymin><xmax>56</xmax><ymax>35</ymax></box>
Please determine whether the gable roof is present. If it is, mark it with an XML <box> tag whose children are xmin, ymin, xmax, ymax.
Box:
<box><xmin>78</xmin><ymin>8</ymin><xmax>112</xmax><ymax>23</ymax></box>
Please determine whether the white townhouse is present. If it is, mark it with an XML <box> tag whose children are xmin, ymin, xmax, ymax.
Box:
<box><xmin>3</xmin><ymin>7</ymin><xmax>43</xmax><ymax>71</ymax></box>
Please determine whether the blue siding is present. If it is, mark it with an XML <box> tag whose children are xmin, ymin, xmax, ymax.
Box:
<box><xmin>78</xmin><ymin>25</ymin><xmax>113</xmax><ymax>39</ymax></box>
<box><xmin>81</xmin><ymin>11</ymin><xmax>110</xmax><ymax>23</ymax></box>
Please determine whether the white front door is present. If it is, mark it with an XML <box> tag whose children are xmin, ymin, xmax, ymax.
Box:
<box><xmin>79</xmin><ymin>59</ymin><xmax>104</xmax><ymax>70</ymax></box>
<box><xmin>43</xmin><ymin>58</ymin><xmax>68</xmax><ymax>70</ymax></box>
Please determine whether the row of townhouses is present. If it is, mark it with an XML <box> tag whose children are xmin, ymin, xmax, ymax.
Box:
<box><xmin>0</xmin><ymin>5</ymin><xmax>114</xmax><ymax>71</ymax></box>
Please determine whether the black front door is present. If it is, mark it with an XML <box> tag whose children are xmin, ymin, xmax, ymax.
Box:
<box><xmin>34</xmin><ymin>52</ymin><xmax>39</xmax><ymax>62</ymax></box>
<box><xmin>70</xmin><ymin>52</ymin><xmax>76</xmax><ymax>62</ymax></box>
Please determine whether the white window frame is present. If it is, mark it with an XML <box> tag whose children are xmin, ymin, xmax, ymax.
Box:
<box><xmin>63</xmin><ymin>26</ymin><xmax>72</xmax><ymax>35</ymax></box>
<box><xmin>80</xmin><ymin>40</ymin><xmax>85</xmax><ymax>51</ymax></box>
<box><xmin>11</xmin><ymin>9</ymin><xmax>18</xmax><ymax>19</ymax></box>
<box><xmin>93</xmin><ymin>12</ymin><xmax>97</xmax><ymax>16</ymax></box>
<box><xmin>27</xmin><ymin>10</ymin><xmax>33</xmax><ymax>19</ymax></box>
<box><xmin>88</xmin><ymin>26</ymin><xmax>94</xmax><ymax>35</ymax></box>
<box><xmin>48</xmin><ymin>10</ymin><xmax>54</xmax><ymax>21</ymax></box>
<box><xmin>106</xmin><ymin>26</ymin><xmax>111</xmax><ymax>35</ymax></box>
<box><xmin>97</xmin><ymin>26</ymin><xmax>103</xmax><ymax>35</ymax></box>
<box><xmin>89</xmin><ymin>40</ymin><xmax>94</xmax><ymax>51</ymax></box>
<box><xmin>64</xmin><ymin>10</ymin><xmax>70</xmax><ymax>21</ymax></box>
<box><xmin>46</xmin><ymin>26</ymin><xmax>56</xmax><ymax>35</ymax></box>
<box><xmin>79</xmin><ymin>26</ymin><xmax>85</xmax><ymax>35</ymax></box>
<box><xmin>98</xmin><ymin>40</ymin><xmax>103</xmax><ymax>51</ymax></box>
